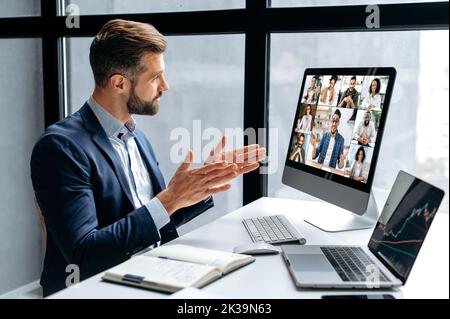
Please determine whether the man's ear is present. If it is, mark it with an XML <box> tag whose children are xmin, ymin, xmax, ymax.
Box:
<box><xmin>109</xmin><ymin>74</ymin><xmax>128</xmax><ymax>93</ymax></box>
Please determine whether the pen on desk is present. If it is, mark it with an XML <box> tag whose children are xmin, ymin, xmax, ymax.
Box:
<box><xmin>158</xmin><ymin>256</ymin><xmax>184</xmax><ymax>263</ymax></box>
<box><xmin>123</xmin><ymin>273</ymin><xmax>145</xmax><ymax>284</ymax></box>
<box><xmin>158</xmin><ymin>256</ymin><xmax>179</xmax><ymax>261</ymax></box>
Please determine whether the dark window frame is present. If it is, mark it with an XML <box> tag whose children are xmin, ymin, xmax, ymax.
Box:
<box><xmin>0</xmin><ymin>0</ymin><xmax>447</xmax><ymax>205</ymax></box>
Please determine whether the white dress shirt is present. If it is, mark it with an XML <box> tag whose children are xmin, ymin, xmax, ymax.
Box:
<box><xmin>324</xmin><ymin>136</ymin><xmax>335</xmax><ymax>167</ymax></box>
<box><xmin>361</xmin><ymin>93</ymin><xmax>382</xmax><ymax>110</ymax></box>
<box><xmin>298</xmin><ymin>114</ymin><xmax>312</xmax><ymax>132</ymax></box>
<box><xmin>353</xmin><ymin>121</ymin><xmax>376</xmax><ymax>145</ymax></box>
<box><xmin>88</xmin><ymin>96</ymin><xmax>170</xmax><ymax>236</ymax></box>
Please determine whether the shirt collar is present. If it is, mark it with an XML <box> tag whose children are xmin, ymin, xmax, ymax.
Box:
<box><xmin>88</xmin><ymin>96</ymin><xmax>137</xmax><ymax>139</ymax></box>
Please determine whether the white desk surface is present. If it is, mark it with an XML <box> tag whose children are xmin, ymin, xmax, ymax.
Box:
<box><xmin>50</xmin><ymin>197</ymin><xmax>449</xmax><ymax>299</ymax></box>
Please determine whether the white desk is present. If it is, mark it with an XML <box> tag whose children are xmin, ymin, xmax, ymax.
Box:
<box><xmin>50</xmin><ymin>197</ymin><xmax>449</xmax><ymax>299</ymax></box>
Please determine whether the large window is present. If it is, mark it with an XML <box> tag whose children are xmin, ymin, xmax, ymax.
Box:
<box><xmin>269</xmin><ymin>30</ymin><xmax>449</xmax><ymax>214</ymax></box>
<box><xmin>0</xmin><ymin>39</ymin><xmax>44</xmax><ymax>296</ymax></box>
<box><xmin>0</xmin><ymin>0</ymin><xmax>40</xmax><ymax>17</ymax></box>
<box><xmin>66</xmin><ymin>35</ymin><xmax>246</xmax><ymax>233</ymax></box>
<box><xmin>60</xmin><ymin>0</ymin><xmax>244</xmax><ymax>15</ymax></box>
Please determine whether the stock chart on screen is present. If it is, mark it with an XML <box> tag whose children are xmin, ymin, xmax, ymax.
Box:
<box><xmin>369</xmin><ymin>179</ymin><xmax>444</xmax><ymax>281</ymax></box>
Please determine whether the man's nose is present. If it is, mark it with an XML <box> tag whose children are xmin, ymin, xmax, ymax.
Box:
<box><xmin>160</xmin><ymin>75</ymin><xmax>170</xmax><ymax>92</ymax></box>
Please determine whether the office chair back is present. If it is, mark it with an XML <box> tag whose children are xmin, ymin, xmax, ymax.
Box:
<box><xmin>33</xmin><ymin>197</ymin><xmax>47</xmax><ymax>246</ymax></box>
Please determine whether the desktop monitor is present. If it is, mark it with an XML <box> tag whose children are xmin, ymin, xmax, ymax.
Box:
<box><xmin>282</xmin><ymin>67</ymin><xmax>396</xmax><ymax>232</ymax></box>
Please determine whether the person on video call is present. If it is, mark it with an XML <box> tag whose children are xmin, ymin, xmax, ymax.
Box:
<box><xmin>30</xmin><ymin>19</ymin><xmax>266</xmax><ymax>297</ymax></box>
<box><xmin>295</xmin><ymin>104</ymin><xmax>313</xmax><ymax>132</ymax></box>
<box><xmin>290</xmin><ymin>132</ymin><xmax>306</xmax><ymax>164</ymax></box>
<box><xmin>310</xmin><ymin>109</ymin><xmax>346</xmax><ymax>169</ymax></box>
<box><xmin>361</xmin><ymin>78</ymin><xmax>382</xmax><ymax>110</ymax></box>
<box><xmin>353</xmin><ymin>110</ymin><xmax>376</xmax><ymax>146</ymax></box>
<box><xmin>320</xmin><ymin>75</ymin><xmax>338</xmax><ymax>106</ymax></box>
<box><xmin>303</xmin><ymin>76</ymin><xmax>320</xmax><ymax>104</ymax></box>
<box><xmin>348</xmin><ymin>146</ymin><xmax>368</xmax><ymax>182</ymax></box>
<box><xmin>338</xmin><ymin>76</ymin><xmax>360</xmax><ymax>109</ymax></box>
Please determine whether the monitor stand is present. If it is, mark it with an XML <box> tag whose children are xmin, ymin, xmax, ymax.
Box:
<box><xmin>304</xmin><ymin>191</ymin><xmax>379</xmax><ymax>233</ymax></box>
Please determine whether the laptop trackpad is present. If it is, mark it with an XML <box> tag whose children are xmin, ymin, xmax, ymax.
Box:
<box><xmin>290</xmin><ymin>254</ymin><xmax>332</xmax><ymax>272</ymax></box>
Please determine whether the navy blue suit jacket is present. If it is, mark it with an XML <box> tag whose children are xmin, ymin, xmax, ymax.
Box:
<box><xmin>30</xmin><ymin>103</ymin><xmax>214</xmax><ymax>297</ymax></box>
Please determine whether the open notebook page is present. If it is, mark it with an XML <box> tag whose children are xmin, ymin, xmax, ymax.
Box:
<box><xmin>104</xmin><ymin>256</ymin><xmax>220</xmax><ymax>288</ymax></box>
<box><xmin>144</xmin><ymin>244</ymin><xmax>251</xmax><ymax>273</ymax></box>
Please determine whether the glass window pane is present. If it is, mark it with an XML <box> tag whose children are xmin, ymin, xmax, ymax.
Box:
<box><xmin>0</xmin><ymin>39</ymin><xmax>44</xmax><ymax>295</ymax></box>
<box><xmin>269</xmin><ymin>30</ymin><xmax>449</xmax><ymax>215</ymax></box>
<box><xmin>271</xmin><ymin>0</ymin><xmax>447</xmax><ymax>7</ymax></box>
<box><xmin>66</xmin><ymin>34</ymin><xmax>245</xmax><ymax>233</ymax></box>
<box><xmin>60</xmin><ymin>0</ymin><xmax>244</xmax><ymax>15</ymax></box>
<box><xmin>0</xmin><ymin>0</ymin><xmax>40</xmax><ymax>17</ymax></box>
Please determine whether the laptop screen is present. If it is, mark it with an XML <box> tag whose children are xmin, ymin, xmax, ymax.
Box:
<box><xmin>368</xmin><ymin>171</ymin><xmax>445</xmax><ymax>284</ymax></box>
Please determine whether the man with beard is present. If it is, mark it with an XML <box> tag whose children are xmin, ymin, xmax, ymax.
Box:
<box><xmin>339</xmin><ymin>76</ymin><xmax>360</xmax><ymax>122</ymax></box>
<box><xmin>289</xmin><ymin>132</ymin><xmax>306</xmax><ymax>164</ymax></box>
<box><xmin>30</xmin><ymin>19</ymin><xmax>266</xmax><ymax>296</ymax></box>
<box><xmin>353</xmin><ymin>110</ymin><xmax>376</xmax><ymax>146</ymax></box>
<box><xmin>338</xmin><ymin>76</ymin><xmax>360</xmax><ymax>109</ymax></box>
<box><xmin>310</xmin><ymin>109</ymin><xmax>346</xmax><ymax>169</ymax></box>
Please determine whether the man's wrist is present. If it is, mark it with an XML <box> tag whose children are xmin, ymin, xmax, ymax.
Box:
<box><xmin>156</xmin><ymin>189</ymin><xmax>178</xmax><ymax>215</ymax></box>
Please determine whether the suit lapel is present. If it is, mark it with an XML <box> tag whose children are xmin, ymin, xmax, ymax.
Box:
<box><xmin>79</xmin><ymin>104</ymin><xmax>135</xmax><ymax>207</ymax></box>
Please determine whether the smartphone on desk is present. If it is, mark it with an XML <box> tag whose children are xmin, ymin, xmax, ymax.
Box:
<box><xmin>322</xmin><ymin>294</ymin><xmax>395</xmax><ymax>299</ymax></box>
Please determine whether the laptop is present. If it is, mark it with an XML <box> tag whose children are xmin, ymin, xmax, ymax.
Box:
<box><xmin>281</xmin><ymin>170</ymin><xmax>445</xmax><ymax>289</ymax></box>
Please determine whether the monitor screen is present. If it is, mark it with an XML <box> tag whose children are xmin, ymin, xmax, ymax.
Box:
<box><xmin>285</xmin><ymin>68</ymin><xmax>396</xmax><ymax>193</ymax></box>
<box><xmin>368</xmin><ymin>171</ymin><xmax>444</xmax><ymax>283</ymax></box>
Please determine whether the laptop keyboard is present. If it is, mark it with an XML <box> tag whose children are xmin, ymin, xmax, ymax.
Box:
<box><xmin>321</xmin><ymin>247</ymin><xmax>390</xmax><ymax>282</ymax></box>
<box><xmin>243</xmin><ymin>215</ymin><xmax>306</xmax><ymax>245</ymax></box>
